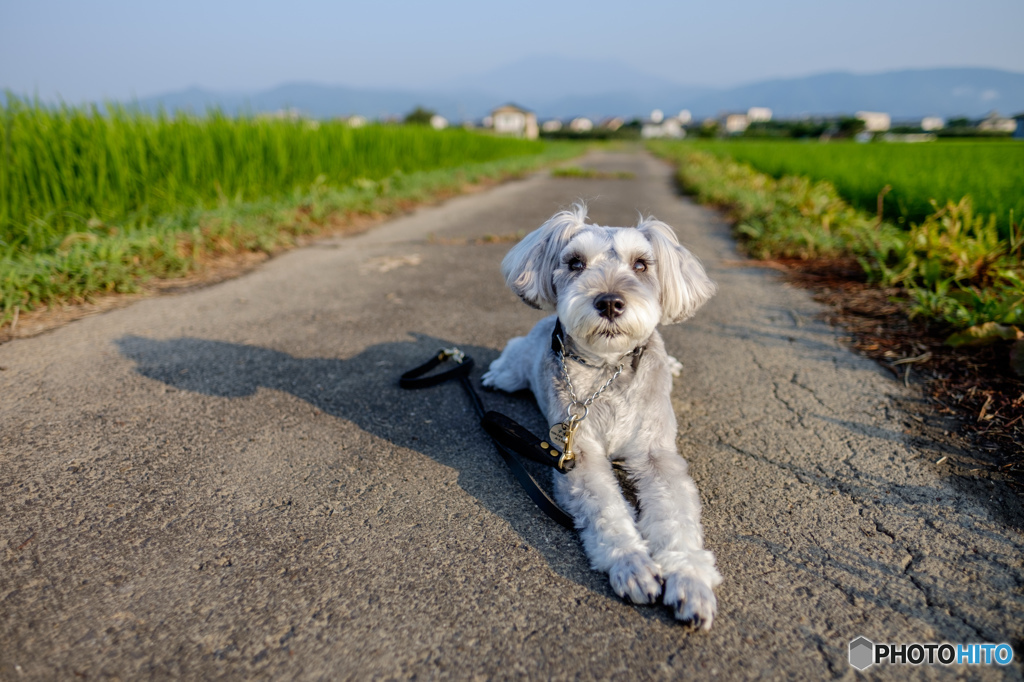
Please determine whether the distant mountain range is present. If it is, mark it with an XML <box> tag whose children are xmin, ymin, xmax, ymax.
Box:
<box><xmin>132</xmin><ymin>58</ymin><xmax>1024</xmax><ymax>122</ymax></box>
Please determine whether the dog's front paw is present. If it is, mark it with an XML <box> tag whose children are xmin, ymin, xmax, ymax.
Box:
<box><xmin>481</xmin><ymin>366</ymin><xmax>511</xmax><ymax>391</ymax></box>
<box><xmin>663</xmin><ymin>572</ymin><xmax>717</xmax><ymax>630</ymax></box>
<box><xmin>481</xmin><ymin>362</ymin><xmax>525</xmax><ymax>393</ymax></box>
<box><xmin>481</xmin><ymin>367</ymin><xmax>500</xmax><ymax>389</ymax></box>
<box><xmin>666</xmin><ymin>355</ymin><xmax>684</xmax><ymax>378</ymax></box>
<box><xmin>609</xmin><ymin>552</ymin><xmax>663</xmax><ymax>604</ymax></box>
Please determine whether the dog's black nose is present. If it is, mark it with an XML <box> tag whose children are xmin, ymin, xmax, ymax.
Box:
<box><xmin>595</xmin><ymin>293</ymin><xmax>626</xmax><ymax>319</ymax></box>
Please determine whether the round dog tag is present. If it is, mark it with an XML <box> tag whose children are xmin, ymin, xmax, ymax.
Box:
<box><xmin>548</xmin><ymin>422</ymin><xmax>570</xmax><ymax>448</ymax></box>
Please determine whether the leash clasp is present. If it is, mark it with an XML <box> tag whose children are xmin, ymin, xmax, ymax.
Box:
<box><xmin>439</xmin><ymin>347</ymin><xmax>465</xmax><ymax>364</ymax></box>
<box><xmin>557</xmin><ymin>449</ymin><xmax>576</xmax><ymax>472</ymax></box>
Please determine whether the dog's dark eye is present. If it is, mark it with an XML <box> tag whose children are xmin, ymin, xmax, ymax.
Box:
<box><xmin>568</xmin><ymin>257</ymin><xmax>586</xmax><ymax>272</ymax></box>
<box><xmin>633</xmin><ymin>259</ymin><xmax>648</xmax><ymax>273</ymax></box>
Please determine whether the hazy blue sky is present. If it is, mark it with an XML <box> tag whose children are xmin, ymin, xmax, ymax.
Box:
<box><xmin>2</xmin><ymin>0</ymin><xmax>1022</xmax><ymax>102</ymax></box>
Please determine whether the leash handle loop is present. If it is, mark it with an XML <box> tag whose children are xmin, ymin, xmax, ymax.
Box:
<box><xmin>399</xmin><ymin>348</ymin><xmax>474</xmax><ymax>389</ymax></box>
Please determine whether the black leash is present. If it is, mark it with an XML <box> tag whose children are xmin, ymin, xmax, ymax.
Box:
<box><xmin>399</xmin><ymin>348</ymin><xmax>575</xmax><ymax>529</ymax></box>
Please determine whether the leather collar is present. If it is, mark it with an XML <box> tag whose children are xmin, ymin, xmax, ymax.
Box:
<box><xmin>551</xmin><ymin>319</ymin><xmax>646</xmax><ymax>372</ymax></box>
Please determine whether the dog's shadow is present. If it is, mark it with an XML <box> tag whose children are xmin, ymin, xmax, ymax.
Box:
<box><xmin>115</xmin><ymin>333</ymin><xmax>665</xmax><ymax>617</ymax></box>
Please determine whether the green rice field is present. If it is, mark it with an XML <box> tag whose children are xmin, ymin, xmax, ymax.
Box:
<box><xmin>1</xmin><ymin>96</ymin><xmax>544</xmax><ymax>257</ymax></box>
<box><xmin>0</xmin><ymin>96</ymin><xmax>568</xmax><ymax>322</ymax></box>
<box><xmin>688</xmin><ymin>139</ymin><xmax>1024</xmax><ymax>236</ymax></box>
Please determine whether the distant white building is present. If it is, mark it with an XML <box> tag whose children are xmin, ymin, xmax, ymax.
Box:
<box><xmin>857</xmin><ymin>111</ymin><xmax>891</xmax><ymax>132</ymax></box>
<box><xmin>541</xmin><ymin>119</ymin><xmax>563</xmax><ymax>133</ymax></box>
<box><xmin>677</xmin><ymin>110</ymin><xmax>692</xmax><ymax>125</ymax></box>
<box><xmin>491</xmin><ymin>104</ymin><xmax>539</xmax><ymax>139</ymax></box>
<box><xmin>429</xmin><ymin>115</ymin><xmax>448</xmax><ymax>130</ymax></box>
<box><xmin>642</xmin><ymin>118</ymin><xmax>684</xmax><ymax>139</ymax></box>
<box><xmin>346</xmin><ymin>115</ymin><xmax>367</xmax><ymax>128</ymax></box>
<box><xmin>978</xmin><ymin>111</ymin><xmax>1017</xmax><ymax>133</ymax></box>
<box><xmin>921</xmin><ymin>116</ymin><xmax>944</xmax><ymax>131</ymax></box>
<box><xmin>600</xmin><ymin>117</ymin><xmax>625</xmax><ymax>131</ymax></box>
<box><xmin>568</xmin><ymin>117</ymin><xmax>593</xmax><ymax>133</ymax></box>
<box><xmin>650</xmin><ymin>109</ymin><xmax>665</xmax><ymax>124</ymax></box>
<box><xmin>747</xmin><ymin>107</ymin><xmax>772</xmax><ymax>123</ymax></box>
<box><xmin>725</xmin><ymin>114</ymin><xmax>749</xmax><ymax>134</ymax></box>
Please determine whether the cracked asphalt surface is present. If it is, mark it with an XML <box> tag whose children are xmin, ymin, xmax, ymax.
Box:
<box><xmin>2</xmin><ymin>151</ymin><xmax>1022</xmax><ymax>680</ymax></box>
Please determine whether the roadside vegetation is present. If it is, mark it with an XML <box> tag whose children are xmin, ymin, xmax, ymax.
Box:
<box><xmin>0</xmin><ymin>96</ymin><xmax>576</xmax><ymax>325</ymax></box>
<box><xmin>650</xmin><ymin>141</ymin><xmax>1023</xmax><ymax>334</ymax></box>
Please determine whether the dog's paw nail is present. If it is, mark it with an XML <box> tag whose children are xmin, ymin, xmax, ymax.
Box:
<box><xmin>683</xmin><ymin>615</ymin><xmax>705</xmax><ymax>630</ymax></box>
<box><xmin>609</xmin><ymin>552</ymin><xmax>663</xmax><ymax>605</ymax></box>
<box><xmin>664</xmin><ymin>573</ymin><xmax>717</xmax><ymax>630</ymax></box>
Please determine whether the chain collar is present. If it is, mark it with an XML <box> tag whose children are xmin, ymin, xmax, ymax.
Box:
<box><xmin>552</xmin><ymin>318</ymin><xmax>633</xmax><ymax>425</ymax></box>
<box><xmin>556</xmin><ymin>344</ymin><xmax>623</xmax><ymax>423</ymax></box>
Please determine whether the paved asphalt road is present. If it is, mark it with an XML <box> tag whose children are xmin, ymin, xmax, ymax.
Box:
<box><xmin>2</xmin><ymin>151</ymin><xmax>1022</xmax><ymax>680</ymax></box>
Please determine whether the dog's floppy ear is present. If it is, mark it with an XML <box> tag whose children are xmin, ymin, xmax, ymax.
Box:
<box><xmin>501</xmin><ymin>203</ymin><xmax>587</xmax><ymax>309</ymax></box>
<box><xmin>638</xmin><ymin>217</ymin><xmax>716</xmax><ymax>324</ymax></box>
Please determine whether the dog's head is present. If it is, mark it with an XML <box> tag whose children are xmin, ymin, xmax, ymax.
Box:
<box><xmin>502</xmin><ymin>203</ymin><xmax>716</xmax><ymax>355</ymax></box>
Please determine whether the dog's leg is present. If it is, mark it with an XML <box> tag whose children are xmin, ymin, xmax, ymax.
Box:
<box><xmin>553</xmin><ymin>438</ymin><xmax>663</xmax><ymax>605</ymax></box>
<box><xmin>632</xmin><ymin>447</ymin><xmax>722</xmax><ymax>629</ymax></box>
<box><xmin>481</xmin><ymin>336</ymin><xmax>531</xmax><ymax>392</ymax></box>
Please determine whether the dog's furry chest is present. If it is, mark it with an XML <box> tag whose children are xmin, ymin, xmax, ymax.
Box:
<box><xmin>541</xmin><ymin>353</ymin><xmax>670</xmax><ymax>460</ymax></box>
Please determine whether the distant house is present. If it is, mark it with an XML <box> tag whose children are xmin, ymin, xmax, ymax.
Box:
<box><xmin>978</xmin><ymin>111</ymin><xmax>1017</xmax><ymax>133</ymax></box>
<box><xmin>600</xmin><ymin>117</ymin><xmax>625</xmax><ymax>131</ymax></box>
<box><xmin>642</xmin><ymin>115</ymin><xmax>684</xmax><ymax>139</ymax></box>
<box><xmin>856</xmin><ymin>111</ymin><xmax>891</xmax><ymax>132</ymax></box>
<box><xmin>541</xmin><ymin>119</ymin><xmax>563</xmax><ymax>133</ymax></box>
<box><xmin>568</xmin><ymin>117</ymin><xmax>593</xmax><ymax>133</ymax></box>
<box><xmin>429</xmin><ymin>115</ymin><xmax>448</xmax><ymax>130</ymax></box>
<box><xmin>724</xmin><ymin>114</ymin><xmax>749</xmax><ymax>134</ymax></box>
<box><xmin>491</xmin><ymin>104</ymin><xmax>538</xmax><ymax>139</ymax></box>
<box><xmin>921</xmin><ymin>116</ymin><xmax>944</xmax><ymax>131</ymax></box>
<box><xmin>747</xmin><ymin>107</ymin><xmax>772</xmax><ymax>123</ymax></box>
<box><xmin>345</xmin><ymin>115</ymin><xmax>367</xmax><ymax>128</ymax></box>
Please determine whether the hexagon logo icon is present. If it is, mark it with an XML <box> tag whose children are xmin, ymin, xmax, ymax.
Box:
<box><xmin>849</xmin><ymin>636</ymin><xmax>874</xmax><ymax>670</ymax></box>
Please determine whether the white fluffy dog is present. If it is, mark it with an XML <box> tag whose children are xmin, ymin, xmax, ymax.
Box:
<box><xmin>482</xmin><ymin>203</ymin><xmax>722</xmax><ymax>628</ymax></box>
